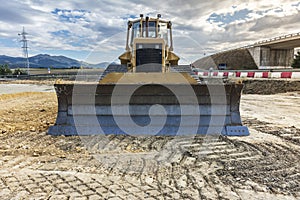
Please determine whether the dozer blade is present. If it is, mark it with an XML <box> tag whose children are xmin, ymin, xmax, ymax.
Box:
<box><xmin>48</xmin><ymin>73</ymin><xmax>249</xmax><ymax>136</ymax></box>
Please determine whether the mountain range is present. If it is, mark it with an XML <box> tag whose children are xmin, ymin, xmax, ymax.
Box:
<box><xmin>0</xmin><ymin>54</ymin><xmax>111</xmax><ymax>69</ymax></box>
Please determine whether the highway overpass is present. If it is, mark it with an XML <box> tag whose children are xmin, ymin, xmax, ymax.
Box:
<box><xmin>193</xmin><ymin>32</ymin><xmax>300</xmax><ymax>70</ymax></box>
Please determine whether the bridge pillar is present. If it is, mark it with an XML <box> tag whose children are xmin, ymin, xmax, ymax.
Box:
<box><xmin>248</xmin><ymin>47</ymin><xmax>294</xmax><ymax>68</ymax></box>
<box><xmin>247</xmin><ymin>47</ymin><xmax>261</xmax><ymax>67</ymax></box>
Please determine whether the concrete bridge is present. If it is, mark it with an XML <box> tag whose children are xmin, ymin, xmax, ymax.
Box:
<box><xmin>193</xmin><ymin>32</ymin><xmax>300</xmax><ymax>70</ymax></box>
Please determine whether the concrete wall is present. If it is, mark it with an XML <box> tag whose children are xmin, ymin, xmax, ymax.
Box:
<box><xmin>194</xmin><ymin>46</ymin><xmax>295</xmax><ymax>70</ymax></box>
<box><xmin>247</xmin><ymin>47</ymin><xmax>261</xmax><ymax>67</ymax></box>
<box><xmin>248</xmin><ymin>46</ymin><xmax>294</xmax><ymax>68</ymax></box>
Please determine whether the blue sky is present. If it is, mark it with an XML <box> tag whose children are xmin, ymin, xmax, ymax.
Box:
<box><xmin>0</xmin><ymin>0</ymin><xmax>299</xmax><ymax>64</ymax></box>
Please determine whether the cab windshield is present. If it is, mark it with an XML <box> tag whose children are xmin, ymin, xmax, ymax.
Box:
<box><xmin>131</xmin><ymin>20</ymin><xmax>169</xmax><ymax>45</ymax></box>
<box><xmin>143</xmin><ymin>21</ymin><xmax>156</xmax><ymax>38</ymax></box>
<box><xmin>158</xmin><ymin>22</ymin><xmax>168</xmax><ymax>45</ymax></box>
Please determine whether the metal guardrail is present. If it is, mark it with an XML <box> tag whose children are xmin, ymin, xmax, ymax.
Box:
<box><xmin>0</xmin><ymin>74</ymin><xmax>105</xmax><ymax>81</ymax></box>
<box><xmin>0</xmin><ymin>74</ymin><xmax>72</xmax><ymax>80</ymax></box>
<box><xmin>255</xmin><ymin>32</ymin><xmax>300</xmax><ymax>45</ymax></box>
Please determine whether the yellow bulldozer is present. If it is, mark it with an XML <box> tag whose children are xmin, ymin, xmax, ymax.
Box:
<box><xmin>48</xmin><ymin>14</ymin><xmax>249</xmax><ymax>136</ymax></box>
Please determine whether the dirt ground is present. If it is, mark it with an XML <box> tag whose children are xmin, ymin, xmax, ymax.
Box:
<box><xmin>0</xmin><ymin>81</ymin><xmax>299</xmax><ymax>200</ymax></box>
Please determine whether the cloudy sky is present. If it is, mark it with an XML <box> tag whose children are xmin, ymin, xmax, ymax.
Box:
<box><xmin>0</xmin><ymin>0</ymin><xmax>300</xmax><ymax>64</ymax></box>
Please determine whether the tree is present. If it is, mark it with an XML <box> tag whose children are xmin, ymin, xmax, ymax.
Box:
<box><xmin>13</xmin><ymin>68</ymin><xmax>27</xmax><ymax>75</ymax></box>
<box><xmin>0</xmin><ymin>64</ymin><xmax>12</xmax><ymax>75</ymax></box>
<box><xmin>292</xmin><ymin>52</ymin><xmax>300</xmax><ymax>68</ymax></box>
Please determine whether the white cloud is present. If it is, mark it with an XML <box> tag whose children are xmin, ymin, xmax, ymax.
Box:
<box><xmin>0</xmin><ymin>0</ymin><xmax>299</xmax><ymax>63</ymax></box>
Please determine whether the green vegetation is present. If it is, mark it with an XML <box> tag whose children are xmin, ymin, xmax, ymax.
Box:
<box><xmin>0</xmin><ymin>64</ymin><xmax>12</xmax><ymax>75</ymax></box>
<box><xmin>292</xmin><ymin>52</ymin><xmax>300</xmax><ymax>68</ymax></box>
<box><xmin>0</xmin><ymin>65</ymin><xmax>28</xmax><ymax>76</ymax></box>
<box><xmin>13</xmin><ymin>68</ymin><xmax>28</xmax><ymax>75</ymax></box>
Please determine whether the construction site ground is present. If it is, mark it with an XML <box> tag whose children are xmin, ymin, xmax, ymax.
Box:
<box><xmin>0</xmin><ymin>80</ymin><xmax>299</xmax><ymax>200</ymax></box>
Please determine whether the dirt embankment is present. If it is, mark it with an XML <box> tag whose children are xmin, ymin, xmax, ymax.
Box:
<box><xmin>242</xmin><ymin>79</ymin><xmax>300</xmax><ymax>94</ymax></box>
<box><xmin>193</xmin><ymin>49</ymin><xmax>257</xmax><ymax>70</ymax></box>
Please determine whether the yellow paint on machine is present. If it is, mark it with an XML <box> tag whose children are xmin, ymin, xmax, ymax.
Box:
<box><xmin>99</xmin><ymin>72</ymin><xmax>198</xmax><ymax>85</ymax></box>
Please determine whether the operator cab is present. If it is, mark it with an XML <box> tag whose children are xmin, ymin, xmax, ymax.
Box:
<box><xmin>130</xmin><ymin>15</ymin><xmax>171</xmax><ymax>46</ymax></box>
<box><xmin>119</xmin><ymin>14</ymin><xmax>178</xmax><ymax>72</ymax></box>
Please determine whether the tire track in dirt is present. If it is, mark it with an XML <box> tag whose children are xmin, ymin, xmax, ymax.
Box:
<box><xmin>0</xmin><ymin>129</ymin><xmax>299</xmax><ymax>199</ymax></box>
<box><xmin>0</xmin><ymin>86</ymin><xmax>299</xmax><ymax>199</ymax></box>
<box><xmin>244</xmin><ymin>118</ymin><xmax>300</xmax><ymax>146</ymax></box>
<box><xmin>216</xmin><ymin>118</ymin><xmax>300</xmax><ymax>197</ymax></box>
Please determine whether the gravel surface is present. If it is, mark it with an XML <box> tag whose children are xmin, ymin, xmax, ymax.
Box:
<box><xmin>0</xmin><ymin>82</ymin><xmax>299</xmax><ymax>199</ymax></box>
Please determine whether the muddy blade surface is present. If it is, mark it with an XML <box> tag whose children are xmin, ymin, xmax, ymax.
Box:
<box><xmin>48</xmin><ymin>82</ymin><xmax>248</xmax><ymax>136</ymax></box>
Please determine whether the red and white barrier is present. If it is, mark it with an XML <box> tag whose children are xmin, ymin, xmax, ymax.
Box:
<box><xmin>281</xmin><ymin>72</ymin><xmax>292</xmax><ymax>78</ymax></box>
<box><xmin>197</xmin><ymin>71</ymin><xmax>300</xmax><ymax>79</ymax></box>
<box><xmin>254</xmin><ymin>72</ymin><xmax>262</xmax><ymax>78</ymax></box>
<box><xmin>247</xmin><ymin>72</ymin><xmax>255</xmax><ymax>78</ymax></box>
<box><xmin>292</xmin><ymin>72</ymin><xmax>300</xmax><ymax>79</ymax></box>
<box><xmin>270</xmin><ymin>72</ymin><xmax>281</xmax><ymax>78</ymax></box>
<box><xmin>262</xmin><ymin>72</ymin><xmax>269</xmax><ymax>78</ymax></box>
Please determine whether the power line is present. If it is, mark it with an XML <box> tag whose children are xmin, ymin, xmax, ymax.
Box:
<box><xmin>18</xmin><ymin>27</ymin><xmax>30</xmax><ymax>75</ymax></box>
